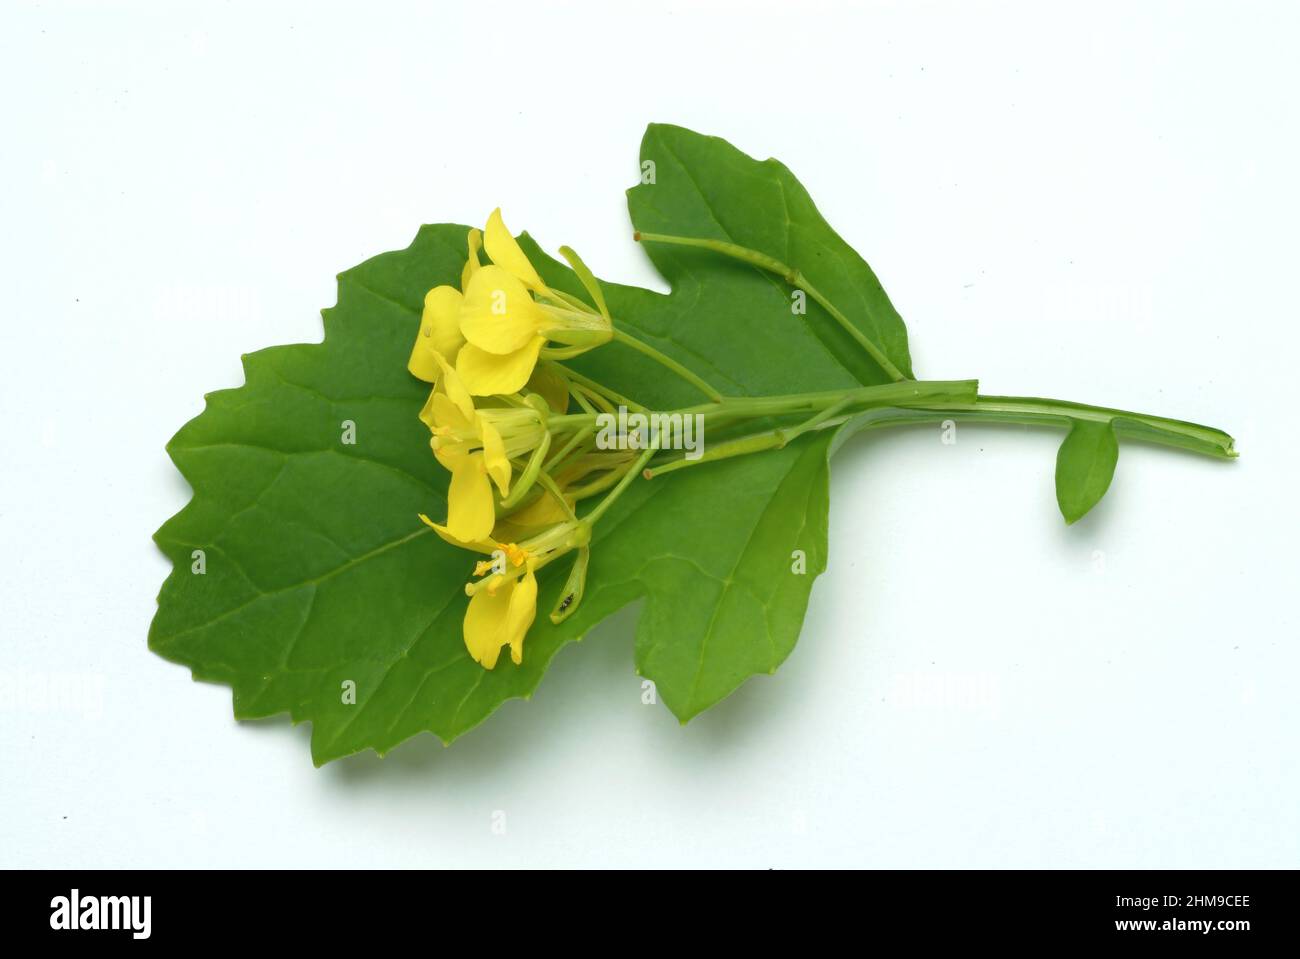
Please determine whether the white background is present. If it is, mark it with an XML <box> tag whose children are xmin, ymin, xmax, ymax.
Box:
<box><xmin>2</xmin><ymin>0</ymin><xmax>1297</xmax><ymax>868</ymax></box>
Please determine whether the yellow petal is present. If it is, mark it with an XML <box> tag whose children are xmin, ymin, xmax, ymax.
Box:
<box><xmin>432</xmin><ymin>353</ymin><xmax>476</xmax><ymax>420</ymax></box>
<box><xmin>492</xmin><ymin>493</ymin><xmax>571</xmax><ymax>542</ymax></box>
<box><xmin>460</xmin><ymin>265</ymin><xmax>547</xmax><ymax>355</ymax></box>
<box><xmin>428</xmin><ymin>391</ymin><xmax>473</xmax><ymax>434</ymax></box>
<box><xmin>433</xmin><ymin>437</ymin><xmax>472</xmax><ymax>477</ymax></box>
<box><xmin>446</xmin><ymin>454</ymin><xmax>495</xmax><ymax>542</ymax></box>
<box><xmin>418</xmin><ymin>387</ymin><xmax>440</xmax><ymax>432</ymax></box>
<box><xmin>425</xmin><ymin>285</ymin><xmax>465</xmax><ymax>362</ymax></box>
<box><xmin>408</xmin><ymin>339</ymin><xmax>441</xmax><ymax>384</ymax></box>
<box><xmin>418</xmin><ymin>513</ymin><xmax>497</xmax><ymax>554</ymax></box>
<box><xmin>526</xmin><ymin>363</ymin><xmax>570</xmax><ymax>414</ymax></box>
<box><xmin>456</xmin><ymin>337</ymin><xmax>546</xmax><ymax>397</ymax></box>
<box><xmin>479</xmin><ymin>417</ymin><xmax>512</xmax><ymax>496</ymax></box>
<box><xmin>508</xmin><ymin>492</ymin><xmax>571</xmax><ymax>529</ymax></box>
<box><xmin>484</xmin><ymin>208</ymin><xmax>545</xmax><ymax>291</ymax></box>
<box><xmin>505</xmin><ymin>563</ymin><xmax>539</xmax><ymax>665</ymax></box>
<box><xmin>463</xmin><ymin>578</ymin><xmax>513</xmax><ymax>669</ymax></box>
<box><xmin>460</xmin><ymin>228</ymin><xmax>483</xmax><ymax>290</ymax></box>
<box><xmin>408</xmin><ymin>286</ymin><xmax>462</xmax><ymax>381</ymax></box>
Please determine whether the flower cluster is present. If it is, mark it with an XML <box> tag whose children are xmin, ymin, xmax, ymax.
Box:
<box><xmin>407</xmin><ymin>213</ymin><xmax>993</xmax><ymax>671</ymax></box>
<box><xmin>409</xmin><ymin>211</ymin><xmax>636</xmax><ymax>669</ymax></box>
<box><xmin>408</xmin><ymin>209</ymin><xmax>611</xmax><ymax>397</ymax></box>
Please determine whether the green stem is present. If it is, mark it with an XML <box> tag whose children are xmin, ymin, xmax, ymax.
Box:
<box><xmin>611</xmin><ymin>327</ymin><xmax>724</xmax><ymax>403</ymax></box>
<box><xmin>775</xmin><ymin>395</ymin><xmax>857</xmax><ymax>447</ymax></box>
<box><xmin>574</xmin><ymin>382</ymin><xmax>616</xmax><ymax>416</ymax></box>
<box><xmin>685</xmin><ymin>379</ymin><xmax>977</xmax><ymax>420</ymax></box>
<box><xmin>567</xmin><ymin>386</ymin><xmax>597</xmax><ymax>415</ymax></box>
<box><xmin>643</xmin><ymin>430</ymin><xmax>784</xmax><ymax>479</ymax></box>
<box><xmin>554</xmin><ymin>362</ymin><xmax>647</xmax><ymax>413</ymax></box>
<box><xmin>565</xmin><ymin>466</ymin><xmax>628</xmax><ymax>500</ymax></box>
<box><xmin>548</xmin><ymin>382</ymin><xmax>1233</xmax><ymax>466</ymax></box>
<box><xmin>533</xmin><ymin>470</ymin><xmax>579</xmax><ymax>521</ymax></box>
<box><xmin>643</xmin><ymin>390</ymin><xmax>1235</xmax><ymax>479</ymax></box>
<box><xmin>644</xmin><ymin>394</ymin><xmax>884</xmax><ymax>478</ymax></box>
<box><xmin>634</xmin><ymin>230</ymin><xmax>907</xmax><ymax>383</ymax></box>
<box><xmin>640</xmin><ymin>381</ymin><xmax>977</xmax><ymax>477</ymax></box>
<box><xmin>807</xmin><ymin>397</ymin><xmax>1236</xmax><ymax>460</ymax></box>
<box><xmin>498</xmin><ymin>431</ymin><xmax>552</xmax><ymax>509</ymax></box>
<box><xmin>585</xmin><ymin>442</ymin><xmax>660</xmax><ymax>524</ymax></box>
<box><xmin>546</xmin><ymin>426</ymin><xmax>594</xmax><ymax>469</ymax></box>
<box><xmin>540</xmin><ymin>286</ymin><xmax>598</xmax><ymax>316</ymax></box>
<box><xmin>545</xmin><ymin>379</ymin><xmax>979</xmax><ymax>436</ymax></box>
<box><xmin>925</xmin><ymin>396</ymin><xmax>1236</xmax><ymax>458</ymax></box>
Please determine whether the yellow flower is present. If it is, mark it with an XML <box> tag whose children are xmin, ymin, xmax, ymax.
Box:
<box><xmin>408</xmin><ymin>210</ymin><xmax>611</xmax><ymax>397</ymax></box>
<box><xmin>407</xmin><ymin>229</ymin><xmax>481</xmax><ymax>381</ymax></box>
<box><xmin>483</xmin><ymin>206</ymin><xmax>545</xmax><ymax>291</ymax></box>
<box><xmin>462</xmin><ymin>559</ymin><xmax>538</xmax><ymax>668</ymax></box>
<box><xmin>418</xmin><ymin>358</ymin><xmax>545</xmax><ymax>541</ymax></box>
<box><xmin>419</xmin><ymin>508</ymin><xmax>588</xmax><ymax>669</ymax></box>
<box><xmin>455</xmin><ymin>264</ymin><xmax>550</xmax><ymax>395</ymax></box>
<box><xmin>455</xmin><ymin>209</ymin><xmax>611</xmax><ymax>396</ymax></box>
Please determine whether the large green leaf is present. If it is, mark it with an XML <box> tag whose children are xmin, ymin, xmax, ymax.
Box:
<box><xmin>150</xmin><ymin>124</ymin><xmax>914</xmax><ymax>763</ymax></box>
<box><xmin>627</xmin><ymin>124</ymin><xmax>913</xmax><ymax>388</ymax></box>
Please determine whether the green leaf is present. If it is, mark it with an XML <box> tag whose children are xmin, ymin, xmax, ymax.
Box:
<box><xmin>150</xmin><ymin>226</ymin><xmax>560</xmax><ymax>765</ymax></box>
<box><xmin>151</xmin><ymin>124</ymin><xmax>910</xmax><ymax>762</ymax></box>
<box><xmin>1055</xmin><ymin>418</ymin><xmax>1120</xmax><ymax>524</ymax></box>
<box><xmin>629</xmin><ymin>124</ymin><xmax>914</xmax><ymax>388</ymax></box>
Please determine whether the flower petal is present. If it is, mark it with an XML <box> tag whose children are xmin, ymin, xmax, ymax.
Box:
<box><xmin>505</xmin><ymin>563</ymin><xmax>539</xmax><ymax>665</ymax></box>
<box><xmin>446</xmin><ymin>454</ymin><xmax>495</xmax><ymax>542</ymax></box>
<box><xmin>460</xmin><ymin>265</ymin><xmax>546</xmax><ymax>355</ymax></box>
<box><xmin>484</xmin><ymin>208</ymin><xmax>545</xmax><ymax>291</ymax></box>
<box><xmin>426</xmin><ymin>285</ymin><xmax>466</xmax><ymax>361</ymax></box>
<box><xmin>427</xmin><ymin>390</ymin><xmax>473</xmax><ymax>435</ymax></box>
<box><xmin>455</xmin><ymin>337</ymin><xmax>545</xmax><ymax>397</ymax></box>
<box><xmin>506</xmin><ymin>492</ymin><xmax>571</xmax><ymax>530</ymax></box>
<box><xmin>418</xmin><ymin>387</ymin><xmax>440</xmax><ymax>432</ymax></box>
<box><xmin>408</xmin><ymin>285</ymin><xmax>462</xmax><ymax>381</ymax></box>
<box><xmin>526</xmin><ymin>363</ymin><xmax>570</xmax><ymax>414</ymax></box>
<box><xmin>461</xmin><ymin>228</ymin><xmax>483</xmax><ymax>290</ymax></box>
<box><xmin>492</xmin><ymin>492</ymin><xmax>571</xmax><ymax>543</ymax></box>
<box><xmin>432</xmin><ymin>353</ymin><xmax>476</xmax><ymax>420</ymax></box>
<box><xmin>479</xmin><ymin>417</ymin><xmax>512</xmax><ymax>496</ymax></box>
<box><xmin>408</xmin><ymin>341</ymin><xmax>441</xmax><ymax>384</ymax></box>
<box><xmin>463</xmin><ymin>578</ymin><xmax>513</xmax><ymax>669</ymax></box>
<box><xmin>417</xmin><ymin>513</ymin><xmax>497</xmax><ymax>555</ymax></box>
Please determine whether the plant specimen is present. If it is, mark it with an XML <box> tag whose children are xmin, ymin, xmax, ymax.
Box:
<box><xmin>150</xmin><ymin>125</ymin><xmax>1234</xmax><ymax>764</ymax></box>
